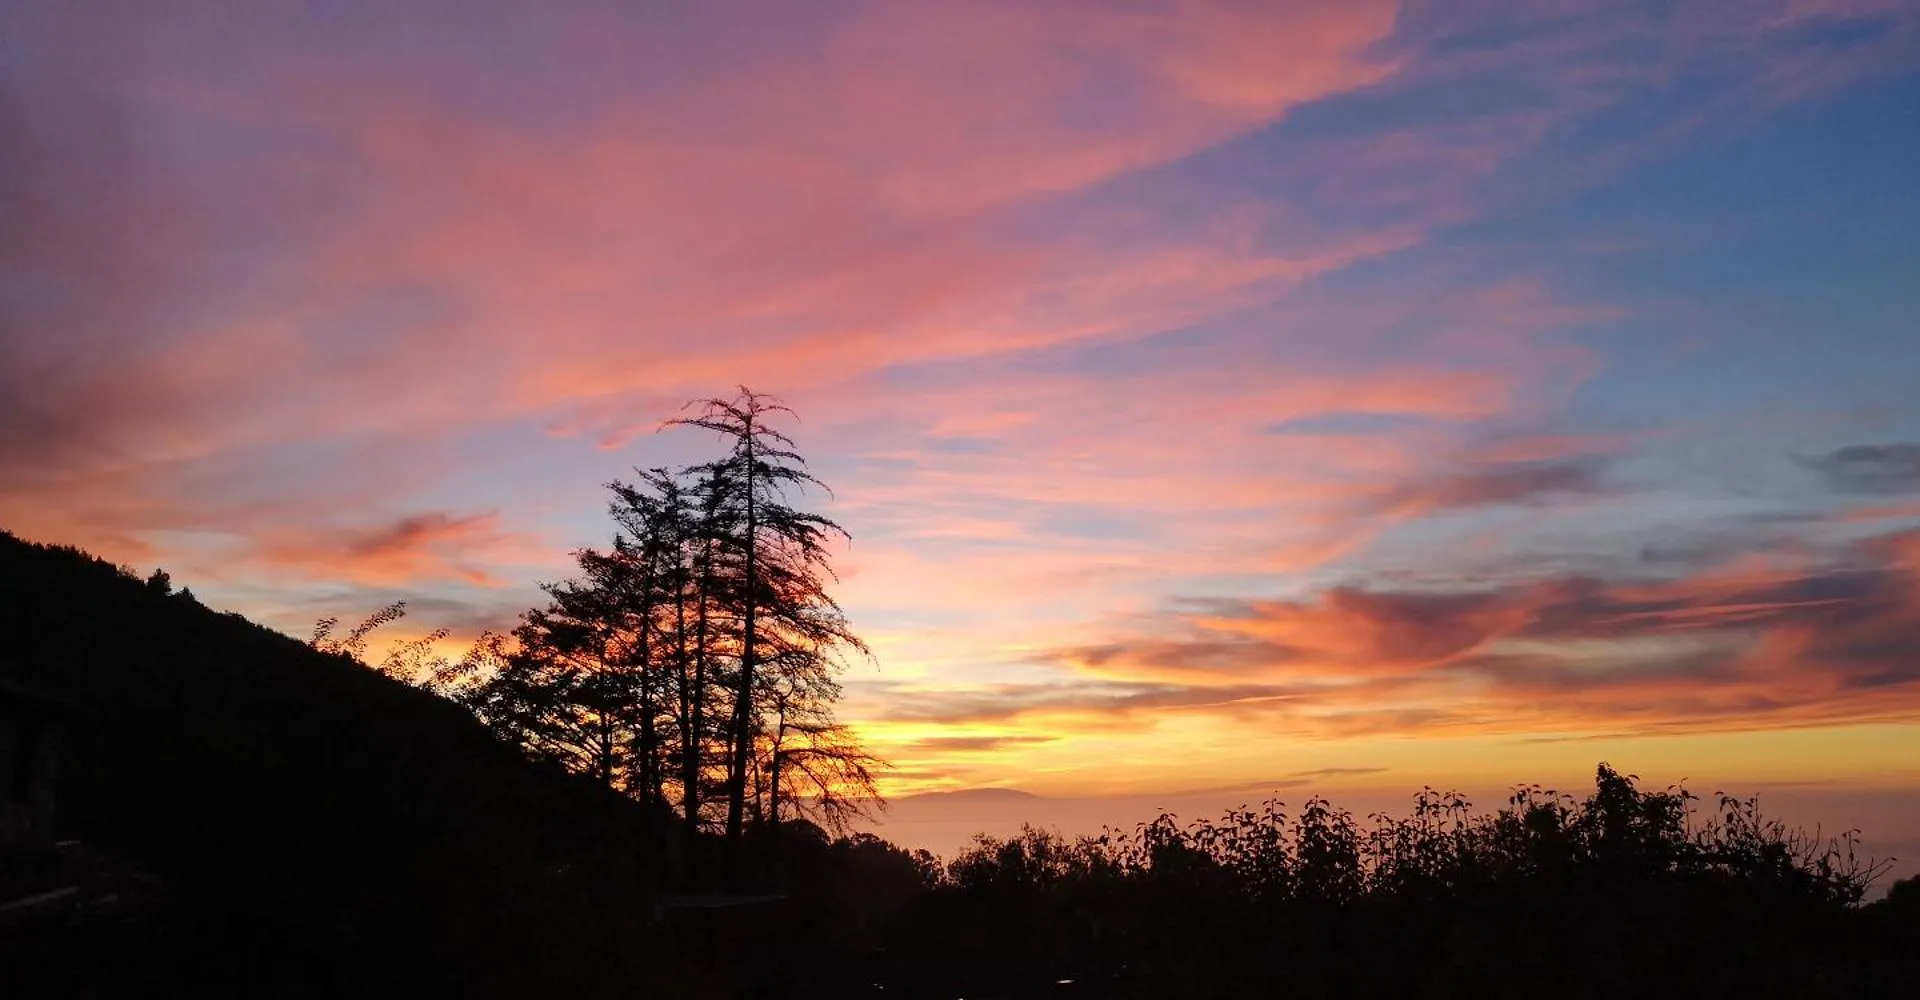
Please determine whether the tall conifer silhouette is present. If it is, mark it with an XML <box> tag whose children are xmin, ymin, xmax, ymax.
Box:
<box><xmin>664</xmin><ymin>387</ymin><xmax>867</xmax><ymax>872</ymax></box>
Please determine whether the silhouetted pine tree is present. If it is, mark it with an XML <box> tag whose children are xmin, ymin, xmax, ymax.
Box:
<box><xmin>305</xmin><ymin>389</ymin><xmax>879</xmax><ymax>886</ymax></box>
<box><xmin>665</xmin><ymin>386</ymin><xmax>871</xmax><ymax>873</ymax></box>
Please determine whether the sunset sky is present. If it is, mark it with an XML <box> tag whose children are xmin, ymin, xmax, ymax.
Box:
<box><xmin>3</xmin><ymin>2</ymin><xmax>1918</xmax><ymax>849</ymax></box>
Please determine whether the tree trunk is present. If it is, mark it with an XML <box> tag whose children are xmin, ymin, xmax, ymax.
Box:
<box><xmin>768</xmin><ymin>705</ymin><xmax>788</xmax><ymax>826</ymax></box>
<box><xmin>726</xmin><ymin>416</ymin><xmax>758</xmax><ymax>876</ymax></box>
<box><xmin>598</xmin><ymin>708</ymin><xmax>615</xmax><ymax>789</ymax></box>
<box><xmin>638</xmin><ymin>667</ymin><xmax>657</xmax><ymax>808</ymax></box>
<box><xmin>636</xmin><ymin>552</ymin><xmax>661</xmax><ymax>810</ymax></box>
<box><xmin>686</xmin><ymin>534</ymin><xmax>713</xmax><ymax>844</ymax></box>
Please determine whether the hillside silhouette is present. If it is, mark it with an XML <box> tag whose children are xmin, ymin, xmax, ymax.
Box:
<box><xmin>0</xmin><ymin>531</ymin><xmax>692</xmax><ymax>995</ymax></box>
<box><xmin>0</xmin><ymin>529</ymin><xmax>950</xmax><ymax>997</ymax></box>
<box><xmin>4</xmin><ymin>529</ymin><xmax>1918</xmax><ymax>998</ymax></box>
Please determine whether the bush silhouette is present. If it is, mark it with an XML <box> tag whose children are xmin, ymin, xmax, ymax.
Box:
<box><xmin>879</xmin><ymin>765</ymin><xmax>1904</xmax><ymax>998</ymax></box>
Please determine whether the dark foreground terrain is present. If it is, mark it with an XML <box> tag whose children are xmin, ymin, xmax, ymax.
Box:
<box><xmin>2</xmin><ymin>531</ymin><xmax>1916</xmax><ymax>997</ymax></box>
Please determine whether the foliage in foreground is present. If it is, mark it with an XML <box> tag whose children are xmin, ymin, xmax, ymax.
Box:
<box><xmin>884</xmin><ymin>765</ymin><xmax>1908</xmax><ymax>998</ymax></box>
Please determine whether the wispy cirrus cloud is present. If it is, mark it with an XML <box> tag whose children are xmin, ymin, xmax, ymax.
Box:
<box><xmin>1365</xmin><ymin>455</ymin><xmax>1615</xmax><ymax>519</ymax></box>
<box><xmin>1797</xmin><ymin>443</ymin><xmax>1920</xmax><ymax>495</ymax></box>
<box><xmin>897</xmin><ymin>735</ymin><xmax>1061</xmax><ymax>754</ymax></box>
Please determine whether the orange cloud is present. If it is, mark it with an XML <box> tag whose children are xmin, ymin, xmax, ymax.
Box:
<box><xmin>252</xmin><ymin>513</ymin><xmax>524</xmax><ymax>587</ymax></box>
<box><xmin>955</xmin><ymin>525</ymin><xmax>1920</xmax><ymax>742</ymax></box>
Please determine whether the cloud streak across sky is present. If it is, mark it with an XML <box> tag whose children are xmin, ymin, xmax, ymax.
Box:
<box><xmin>3</xmin><ymin>1</ymin><xmax>1918</xmax><ymax>804</ymax></box>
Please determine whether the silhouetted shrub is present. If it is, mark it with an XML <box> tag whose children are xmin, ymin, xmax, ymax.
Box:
<box><xmin>877</xmin><ymin>765</ymin><xmax>1900</xmax><ymax>998</ymax></box>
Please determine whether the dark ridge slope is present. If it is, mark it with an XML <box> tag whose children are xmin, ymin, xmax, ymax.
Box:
<box><xmin>0</xmin><ymin>530</ymin><xmax>666</xmax><ymax>997</ymax></box>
